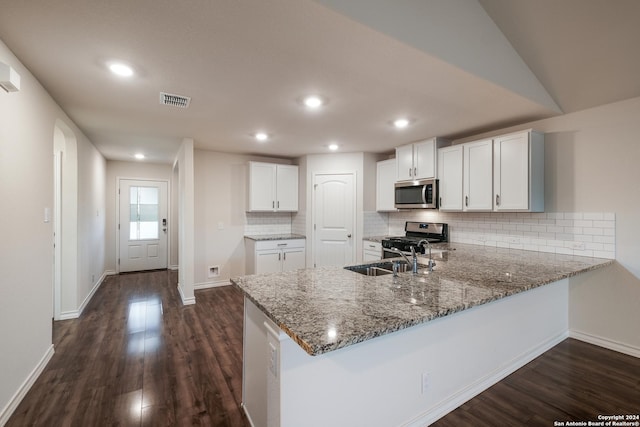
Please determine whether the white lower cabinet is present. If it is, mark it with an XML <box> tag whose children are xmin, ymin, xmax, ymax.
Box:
<box><xmin>363</xmin><ymin>240</ymin><xmax>382</xmax><ymax>262</ymax></box>
<box><xmin>246</xmin><ymin>238</ymin><xmax>306</xmax><ymax>275</ymax></box>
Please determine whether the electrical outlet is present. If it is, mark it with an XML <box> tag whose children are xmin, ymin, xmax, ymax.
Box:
<box><xmin>568</xmin><ymin>241</ymin><xmax>586</xmax><ymax>250</ymax></box>
<box><xmin>269</xmin><ymin>342</ymin><xmax>278</xmax><ymax>376</ymax></box>
<box><xmin>421</xmin><ymin>372</ymin><xmax>429</xmax><ymax>394</ymax></box>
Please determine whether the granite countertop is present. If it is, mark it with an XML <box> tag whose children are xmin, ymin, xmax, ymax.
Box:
<box><xmin>231</xmin><ymin>243</ymin><xmax>613</xmax><ymax>356</ymax></box>
<box><xmin>244</xmin><ymin>233</ymin><xmax>306</xmax><ymax>241</ymax></box>
<box><xmin>362</xmin><ymin>235</ymin><xmax>397</xmax><ymax>243</ymax></box>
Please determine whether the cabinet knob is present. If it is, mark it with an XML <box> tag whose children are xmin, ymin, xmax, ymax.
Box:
<box><xmin>347</xmin><ymin>234</ymin><xmax>352</xmax><ymax>238</ymax></box>
<box><xmin>496</xmin><ymin>194</ymin><xmax>500</xmax><ymax>206</ymax></box>
<box><xmin>465</xmin><ymin>196</ymin><xmax>469</xmax><ymax>207</ymax></box>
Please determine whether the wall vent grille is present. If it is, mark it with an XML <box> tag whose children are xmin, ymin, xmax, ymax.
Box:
<box><xmin>159</xmin><ymin>92</ymin><xmax>191</xmax><ymax>108</ymax></box>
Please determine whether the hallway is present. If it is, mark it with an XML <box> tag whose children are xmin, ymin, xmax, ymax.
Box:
<box><xmin>7</xmin><ymin>271</ymin><xmax>250</xmax><ymax>426</ymax></box>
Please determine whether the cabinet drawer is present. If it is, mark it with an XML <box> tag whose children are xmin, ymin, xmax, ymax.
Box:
<box><xmin>363</xmin><ymin>240</ymin><xmax>382</xmax><ymax>252</ymax></box>
<box><xmin>254</xmin><ymin>239</ymin><xmax>305</xmax><ymax>251</ymax></box>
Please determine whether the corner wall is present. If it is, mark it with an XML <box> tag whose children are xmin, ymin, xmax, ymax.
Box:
<box><xmin>0</xmin><ymin>38</ymin><xmax>106</xmax><ymax>422</ymax></box>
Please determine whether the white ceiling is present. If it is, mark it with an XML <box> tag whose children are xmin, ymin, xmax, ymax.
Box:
<box><xmin>0</xmin><ymin>0</ymin><xmax>638</xmax><ymax>164</ymax></box>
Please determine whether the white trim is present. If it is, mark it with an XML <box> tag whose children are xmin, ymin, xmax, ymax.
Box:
<box><xmin>241</xmin><ymin>403</ymin><xmax>256</xmax><ymax>427</ymax></box>
<box><xmin>0</xmin><ymin>344</ymin><xmax>55</xmax><ymax>426</ymax></box>
<box><xmin>53</xmin><ymin>151</ymin><xmax>62</xmax><ymax>320</ymax></box>
<box><xmin>402</xmin><ymin>331</ymin><xmax>568</xmax><ymax>427</ymax></box>
<box><xmin>57</xmin><ymin>270</ymin><xmax>115</xmax><ymax>320</ymax></box>
<box><xmin>177</xmin><ymin>283</ymin><xmax>196</xmax><ymax>305</ymax></box>
<box><xmin>168</xmin><ymin>264</ymin><xmax>179</xmax><ymax>271</ymax></box>
<box><xmin>193</xmin><ymin>279</ymin><xmax>231</xmax><ymax>290</ymax></box>
<box><xmin>570</xmin><ymin>330</ymin><xmax>640</xmax><ymax>359</ymax></box>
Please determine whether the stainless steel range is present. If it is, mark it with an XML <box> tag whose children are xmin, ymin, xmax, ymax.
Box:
<box><xmin>382</xmin><ymin>222</ymin><xmax>448</xmax><ymax>259</ymax></box>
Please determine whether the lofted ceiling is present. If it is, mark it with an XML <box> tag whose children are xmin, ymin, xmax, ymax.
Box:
<box><xmin>0</xmin><ymin>0</ymin><xmax>638</xmax><ymax>163</ymax></box>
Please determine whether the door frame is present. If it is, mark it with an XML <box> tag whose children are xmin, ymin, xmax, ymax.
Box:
<box><xmin>311</xmin><ymin>171</ymin><xmax>357</xmax><ymax>268</ymax></box>
<box><xmin>115</xmin><ymin>177</ymin><xmax>171</xmax><ymax>273</ymax></box>
<box><xmin>53</xmin><ymin>151</ymin><xmax>62</xmax><ymax>319</ymax></box>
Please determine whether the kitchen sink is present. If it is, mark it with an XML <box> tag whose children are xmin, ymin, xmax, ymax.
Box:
<box><xmin>344</xmin><ymin>261</ymin><xmax>410</xmax><ymax>276</ymax></box>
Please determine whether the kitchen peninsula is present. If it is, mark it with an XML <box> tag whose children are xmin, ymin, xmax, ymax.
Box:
<box><xmin>231</xmin><ymin>244</ymin><xmax>612</xmax><ymax>427</ymax></box>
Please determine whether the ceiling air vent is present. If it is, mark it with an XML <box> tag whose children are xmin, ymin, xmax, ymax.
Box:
<box><xmin>159</xmin><ymin>92</ymin><xmax>191</xmax><ymax>108</ymax></box>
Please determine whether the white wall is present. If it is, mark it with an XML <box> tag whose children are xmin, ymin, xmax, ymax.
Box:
<box><xmin>193</xmin><ymin>150</ymin><xmax>292</xmax><ymax>287</ymax></box>
<box><xmin>105</xmin><ymin>160</ymin><xmax>173</xmax><ymax>271</ymax></box>
<box><xmin>0</xmin><ymin>39</ymin><xmax>105</xmax><ymax>422</ymax></box>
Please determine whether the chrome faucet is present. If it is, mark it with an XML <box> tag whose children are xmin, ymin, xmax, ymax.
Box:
<box><xmin>417</xmin><ymin>239</ymin><xmax>436</xmax><ymax>272</ymax></box>
<box><xmin>387</xmin><ymin>247</ymin><xmax>412</xmax><ymax>267</ymax></box>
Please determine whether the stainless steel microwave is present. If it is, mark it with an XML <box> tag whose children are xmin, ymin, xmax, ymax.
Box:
<box><xmin>394</xmin><ymin>179</ymin><xmax>439</xmax><ymax>209</ymax></box>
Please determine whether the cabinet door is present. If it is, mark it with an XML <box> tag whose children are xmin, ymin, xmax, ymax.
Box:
<box><xmin>276</xmin><ymin>165</ymin><xmax>298</xmax><ymax>211</ymax></box>
<box><xmin>437</xmin><ymin>145</ymin><xmax>463</xmax><ymax>211</ymax></box>
<box><xmin>376</xmin><ymin>159</ymin><xmax>396</xmax><ymax>211</ymax></box>
<box><xmin>248</xmin><ymin>162</ymin><xmax>276</xmax><ymax>211</ymax></box>
<box><xmin>395</xmin><ymin>144</ymin><xmax>414</xmax><ymax>181</ymax></box>
<box><xmin>282</xmin><ymin>248</ymin><xmax>305</xmax><ymax>271</ymax></box>
<box><xmin>255</xmin><ymin>250</ymin><xmax>282</xmax><ymax>274</ymax></box>
<box><xmin>494</xmin><ymin>132</ymin><xmax>530</xmax><ymax>211</ymax></box>
<box><xmin>414</xmin><ymin>139</ymin><xmax>436</xmax><ymax>179</ymax></box>
<box><xmin>464</xmin><ymin>139</ymin><xmax>493</xmax><ymax>211</ymax></box>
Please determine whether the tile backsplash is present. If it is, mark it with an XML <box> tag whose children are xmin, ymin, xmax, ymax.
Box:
<box><xmin>367</xmin><ymin>210</ymin><xmax>616</xmax><ymax>259</ymax></box>
<box><xmin>245</xmin><ymin>212</ymin><xmax>292</xmax><ymax>235</ymax></box>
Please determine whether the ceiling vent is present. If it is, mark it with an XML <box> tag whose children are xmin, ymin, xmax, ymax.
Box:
<box><xmin>159</xmin><ymin>92</ymin><xmax>191</xmax><ymax>108</ymax></box>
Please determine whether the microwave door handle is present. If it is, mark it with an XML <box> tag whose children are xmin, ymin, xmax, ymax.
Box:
<box><xmin>422</xmin><ymin>184</ymin><xmax>427</xmax><ymax>205</ymax></box>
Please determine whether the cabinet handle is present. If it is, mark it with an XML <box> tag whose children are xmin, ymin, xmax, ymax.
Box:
<box><xmin>277</xmin><ymin>201</ymin><xmax>280</xmax><ymax>209</ymax></box>
<box><xmin>278</xmin><ymin>253</ymin><xmax>281</xmax><ymax>261</ymax></box>
<box><xmin>272</xmin><ymin>201</ymin><xmax>275</xmax><ymax>209</ymax></box>
<box><xmin>283</xmin><ymin>252</ymin><xmax>286</xmax><ymax>261</ymax></box>
<box><xmin>439</xmin><ymin>197</ymin><xmax>442</xmax><ymax>207</ymax></box>
<box><xmin>413</xmin><ymin>167</ymin><xmax>417</xmax><ymax>177</ymax></box>
<box><xmin>368</xmin><ymin>244</ymin><xmax>375</xmax><ymax>248</ymax></box>
<box><xmin>496</xmin><ymin>194</ymin><xmax>500</xmax><ymax>206</ymax></box>
<box><xmin>277</xmin><ymin>243</ymin><xmax>287</xmax><ymax>247</ymax></box>
<box><xmin>409</xmin><ymin>167</ymin><xmax>412</xmax><ymax>177</ymax></box>
<box><xmin>465</xmin><ymin>196</ymin><xmax>469</xmax><ymax>207</ymax></box>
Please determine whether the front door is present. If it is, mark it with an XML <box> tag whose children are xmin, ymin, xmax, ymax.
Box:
<box><xmin>313</xmin><ymin>173</ymin><xmax>355</xmax><ymax>267</ymax></box>
<box><xmin>118</xmin><ymin>179</ymin><xmax>168</xmax><ymax>272</ymax></box>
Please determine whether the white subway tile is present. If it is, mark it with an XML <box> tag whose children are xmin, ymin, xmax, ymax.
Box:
<box><xmin>583</xmin><ymin>213</ymin><xmax>604</xmax><ymax>220</ymax></box>
<box><xmin>603</xmin><ymin>213</ymin><xmax>615</xmax><ymax>220</ymax></box>
<box><xmin>593</xmin><ymin>250</ymin><xmax>615</xmax><ymax>259</ymax></box>
<box><xmin>564</xmin><ymin>213</ymin><xmax>583</xmax><ymax>220</ymax></box>
<box><xmin>572</xmin><ymin>249</ymin><xmax>594</xmax><ymax>257</ymax></box>
<box><xmin>584</xmin><ymin>227</ymin><xmax>604</xmax><ymax>236</ymax></box>
<box><xmin>546</xmin><ymin>226</ymin><xmax>564</xmax><ymax>233</ymax></box>
<box><xmin>547</xmin><ymin>212</ymin><xmax>564</xmax><ymax>219</ymax></box>
<box><xmin>556</xmin><ymin>219</ymin><xmax>574</xmax><ymax>227</ymax></box>
<box><xmin>593</xmin><ymin>220</ymin><xmax>615</xmax><ymax>228</ymax></box>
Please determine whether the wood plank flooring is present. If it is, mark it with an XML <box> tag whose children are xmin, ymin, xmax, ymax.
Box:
<box><xmin>7</xmin><ymin>270</ymin><xmax>639</xmax><ymax>426</ymax></box>
<box><xmin>433</xmin><ymin>338</ymin><xmax>640</xmax><ymax>426</ymax></box>
<box><xmin>6</xmin><ymin>270</ymin><xmax>250</xmax><ymax>427</ymax></box>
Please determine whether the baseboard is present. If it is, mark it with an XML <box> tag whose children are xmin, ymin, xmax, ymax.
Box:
<box><xmin>403</xmin><ymin>331</ymin><xmax>568</xmax><ymax>427</ymax></box>
<box><xmin>177</xmin><ymin>283</ymin><xmax>196</xmax><ymax>305</ymax></box>
<box><xmin>58</xmin><ymin>270</ymin><xmax>115</xmax><ymax>320</ymax></box>
<box><xmin>569</xmin><ymin>330</ymin><xmax>640</xmax><ymax>358</ymax></box>
<box><xmin>194</xmin><ymin>279</ymin><xmax>231</xmax><ymax>290</ymax></box>
<box><xmin>0</xmin><ymin>344</ymin><xmax>55</xmax><ymax>426</ymax></box>
<box><xmin>241</xmin><ymin>403</ymin><xmax>256</xmax><ymax>427</ymax></box>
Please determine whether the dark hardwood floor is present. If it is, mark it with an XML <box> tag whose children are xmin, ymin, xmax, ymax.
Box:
<box><xmin>7</xmin><ymin>270</ymin><xmax>250</xmax><ymax>427</ymax></box>
<box><xmin>7</xmin><ymin>270</ymin><xmax>639</xmax><ymax>426</ymax></box>
<box><xmin>434</xmin><ymin>338</ymin><xmax>640</xmax><ymax>426</ymax></box>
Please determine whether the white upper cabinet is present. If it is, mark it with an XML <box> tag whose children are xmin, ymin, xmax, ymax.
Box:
<box><xmin>275</xmin><ymin>164</ymin><xmax>299</xmax><ymax>211</ymax></box>
<box><xmin>247</xmin><ymin>162</ymin><xmax>298</xmax><ymax>212</ymax></box>
<box><xmin>493</xmin><ymin>130</ymin><xmax>544</xmax><ymax>212</ymax></box>
<box><xmin>396</xmin><ymin>138</ymin><xmax>446</xmax><ymax>181</ymax></box>
<box><xmin>463</xmin><ymin>139</ymin><xmax>494</xmax><ymax>211</ymax></box>
<box><xmin>437</xmin><ymin>145</ymin><xmax>463</xmax><ymax>211</ymax></box>
<box><xmin>376</xmin><ymin>159</ymin><xmax>397</xmax><ymax>211</ymax></box>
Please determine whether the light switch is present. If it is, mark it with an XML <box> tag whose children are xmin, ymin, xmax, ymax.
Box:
<box><xmin>44</xmin><ymin>207</ymin><xmax>51</xmax><ymax>223</ymax></box>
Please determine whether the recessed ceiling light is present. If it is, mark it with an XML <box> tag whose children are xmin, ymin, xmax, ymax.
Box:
<box><xmin>108</xmin><ymin>62</ymin><xmax>134</xmax><ymax>77</ymax></box>
<box><xmin>134</xmin><ymin>153</ymin><xmax>145</xmax><ymax>160</ymax></box>
<box><xmin>328</xmin><ymin>143</ymin><xmax>339</xmax><ymax>151</ymax></box>
<box><xmin>303</xmin><ymin>95</ymin><xmax>324</xmax><ymax>109</ymax></box>
<box><xmin>255</xmin><ymin>132</ymin><xmax>269</xmax><ymax>142</ymax></box>
<box><xmin>393</xmin><ymin>118</ymin><xmax>410</xmax><ymax>129</ymax></box>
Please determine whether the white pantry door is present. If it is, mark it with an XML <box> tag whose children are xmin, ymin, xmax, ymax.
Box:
<box><xmin>119</xmin><ymin>179</ymin><xmax>168</xmax><ymax>272</ymax></box>
<box><xmin>313</xmin><ymin>173</ymin><xmax>355</xmax><ymax>267</ymax></box>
